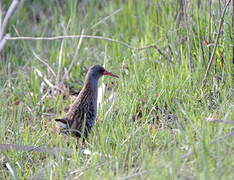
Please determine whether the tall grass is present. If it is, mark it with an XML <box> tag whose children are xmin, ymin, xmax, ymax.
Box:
<box><xmin>0</xmin><ymin>0</ymin><xmax>233</xmax><ymax>179</ymax></box>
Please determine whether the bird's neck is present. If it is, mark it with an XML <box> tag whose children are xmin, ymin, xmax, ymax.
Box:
<box><xmin>84</xmin><ymin>76</ymin><xmax>99</xmax><ymax>107</ymax></box>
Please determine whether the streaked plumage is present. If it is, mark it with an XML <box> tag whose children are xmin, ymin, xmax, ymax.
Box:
<box><xmin>55</xmin><ymin>65</ymin><xmax>118</xmax><ymax>144</ymax></box>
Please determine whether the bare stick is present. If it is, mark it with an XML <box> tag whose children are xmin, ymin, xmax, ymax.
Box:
<box><xmin>184</xmin><ymin>1</ymin><xmax>193</xmax><ymax>76</ymax></box>
<box><xmin>0</xmin><ymin>0</ymin><xmax>24</xmax><ymax>52</ymax></box>
<box><xmin>136</xmin><ymin>44</ymin><xmax>171</xmax><ymax>61</ymax></box>
<box><xmin>206</xmin><ymin>118</ymin><xmax>234</xmax><ymax>125</ymax></box>
<box><xmin>232</xmin><ymin>0</ymin><xmax>234</xmax><ymax>81</ymax></box>
<box><xmin>211</xmin><ymin>131</ymin><xmax>234</xmax><ymax>144</ymax></box>
<box><xmin>201</xmin><ymin>0</ymin><xmax>231</xmax><ymax>89</ymax></box>
<box><xmin>5</xmin><ymin>162</ymin><xmax>18</xmax><ymax>179</ymax></box>
<box><xmin>0</xmin><ymin>0</ymin><xmax>19</xmax><ymax>39</ymax></box>
<box><xmin>137</xmin><ymin>44</ymin><xmax>164</xmax><ymax>52</ymax></box>
<box><xmin>62</xmin><ymin>29</ymin><xmax>85</xmax><ymax>81</ymax></box>
<box><xmin>208</xmin><ymin>0</ymin><xmax>212</xmax><ymax>62</ymax></box>
<box><xmin>0</xmin><ymin>144</ymin><xmax>73</xmax><ymax>156</ymax></box>
<box><xmin>6</xmin><ymin>35</ymin><xmax>133</xmax><ymax>47</ymax></box>
<box><xmin>181</xmin><ymin>130</ymin><xmax>234</xmax><ymax>160</ymax></box>
<box><xmin>56</xmin><ymin>40</ymin><xmax>64</xmax><ymax>84</ymax></box>
<box><xmin>121</xmin><ymin>170</ymin><xmax>152</xmax><ymax>180</ymax></box>
<box><xmin>0</xmin><ymin>2</ymin><xmax>2</xmax><ymax>29</ymax></box>
<box><xmin>31</xmin><ymin>50</ymin><xmax>56</xmax><ymax>77</ymax></box>
<box><xmin>5</xmin><ymin>35</ymin><xmax>161</xmax><ymax>51</ymax></box>
<box><xmin>0</xmin><ymin>34</ymin><xmax>9</xmax><ymax>52</ymax></box>
<box><xmin>91</xmin><ymin>8</ymin><xmax>123</xmax><ymax>29</ymax></box>
<box><xmin>35</xmin><ymin>68</ymin><xmax>59</xmax><ymax>90</ymax></box>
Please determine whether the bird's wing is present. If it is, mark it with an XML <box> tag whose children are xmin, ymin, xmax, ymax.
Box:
<box><xmin>54</xmin><ymin>94</ymin><xmax>84</xmax><ymax>129</ymax></box>
<box><xmin>66</xmin><ymin>90</ymin><xmax>91</xmax><ymax>130</ymax></box>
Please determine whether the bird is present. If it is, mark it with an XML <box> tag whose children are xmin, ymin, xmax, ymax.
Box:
<box><xmin>55</xmin><ymin>65</ymin><xmax>118</xmax><ymax>145</ymax></box>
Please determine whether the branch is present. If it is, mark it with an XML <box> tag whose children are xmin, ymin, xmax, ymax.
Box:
<box><xmin>181</xmin><ymin>130</ymin><xmax>234</xmax><ymax>160</ymax></box>
<box><xmin>211</xmin><ymin>131</ymin><xmax>234</xmax><ymax>144</ymax></box>
<box><xmin>0</xmin><ymin>0</ymin><xmax>20</xmax><ymax>39</ymax></box>
<box><xmin>62</xmin><ymin>29</ymin><xmax>85</xmax><ymax>81</ymax></box>
<box><xmin>5</xmin><ymin>35</ymin><xmax>161</xmax><ymax>51</ymax></box>
<box><xmin>0</xmin><ymin>144</ymin><xmax>73</xmax><ymax>156</ymax></box>
<box><xmin>120</xmin><ymin>170</ymin><xmax>152</xmax><ymax>180</ymax></box>
<box><xmin>206</xmin><ymin>118</ymin><xmax>234</xmax><ymax>125</ymax></box>
<box><xmin>35</xmin><ymin>68</ymin><xmax>56</xmax><ymax>89</ymax></box>
<box><xmin>201</xmin><ymin>0</ymin><xmax>232</xmax><ymax>89</ymax></box>
<box><xmin>0</xmin><ymin>34</ymin><xmax>9</xmax><ymax>52</ymax></box>
<box><xmin>0</xmin><ymin>0</ymin><xmax>24</xmax><ymax>53</ymax></box>
<box><xmin>31</xmin><ymin>50</ymin><xmax>56</xmax><ymax>77</ymax></box>
<box><xmin>232</xmin><ymin>0</ymin><xmax>234</xmax><ymax>81</ymax></box>
<box><xmin>0</xmin><ymin>144</ymin><xmax>110</xmax><ymax>158</ymax></box>
<box><xmin>6</xmin><ymin>35</ymin><xmax>133</xmax><ymax>48</ymax></box>
<box><xmin>91</xmin><ymin>8</ymin><xmax>123</xmax><ymax>29</ymax></box>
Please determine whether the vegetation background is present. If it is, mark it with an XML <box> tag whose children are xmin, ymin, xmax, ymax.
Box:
<box><xmin>0</xmin><ymin>0</ymin><xmax>233</xmax><ymax>179</ymax></box>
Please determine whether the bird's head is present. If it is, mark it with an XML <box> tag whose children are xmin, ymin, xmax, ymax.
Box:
<box><xmin>87</xmin><ymin>65</ymin><xmax>119</xmax><ymax>80</ymax></box>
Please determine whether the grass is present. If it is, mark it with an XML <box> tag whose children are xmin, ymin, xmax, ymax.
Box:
<box><xmin>0</xmin><ymin>0</ymin><xmax>234</xmax><ymax>179</ymax></box>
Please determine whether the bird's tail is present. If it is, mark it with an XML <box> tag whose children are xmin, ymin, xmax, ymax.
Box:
<box><xmin>55</xmin><ymin>118</ymin><xmax>70</xmax><ymax>129</ymax></box>
<box><xmin>55</xmin><ymin>118</ymin><xmax>78</xmax><ymax>136</ymax></box>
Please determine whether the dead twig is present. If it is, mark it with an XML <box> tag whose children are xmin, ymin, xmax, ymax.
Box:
<box><xmin>0</xmin><ymin>0</ymin><xmax>20</xmax><ymax>39</ymax></box>
<box><xmin>0</xmin><ymin>0</ymin><xmax>24</xmax><ymax>52</ymax></box>
<box><xmin>0</xmin><ymin>144</ymin><xmax>73</xmax><ymax>156</ymax></box>
<box><xmin>5</xmin><ymin>35</ymin><xmax>135</xmax><ymax>48</ymax></box>
<box><xmin>208</xmin><ymin>0</ymin><xmax>212</xmax><ymax>62</ymax></box>
<box><xmin>91</xmin><ymin>8</ymin><xmax>123</xmax><ymax>29</ymax></box>
<box><xmin>120</xmin><ymin>169</ymin><xmax>152</xmax><ymax>180</ymax></box>
<box><xmin>0</xmin><ymin>33</ymin><xmax>9</xmax><ymax>52</ymax></box>
<box><xmin>181</xmin><ymin>127</ymin><xmax>234</xmax><ymax>160</ymax></box>
<box><xmin>62</xmin><ymin>29</ymin><xmax>85</xmax><ymax>81</ymax></box>
<box><xmin>211</xmin><ymin>131</ymin><xmax>234</xmax><ymax>144</ymax></box>
<box><xmin>31</xmin><ymin>50</ymin><xmax>56</xmax><ymax>77</ymax></box>
<box><xmin>232</xmin><ymin>0</ymin><xmax>234</xmax><ymax>81</ymax></box>
<box><xmin>137</xmin><ymin>44</ymin><xmax>164</xmax><ymax>52</ymax></box>
<box><xmin>56</xmin><ymin>39</ymin><xmax>64</xmax><ymax>84</ymax></box>
<box><xmin>201</xmin><ymin>0</ymin><xmax>232</xmax><ymax>89</ymax></box>
<box><xmin>206</xmin><ymin>118</ymin><xmax>234</xmax><ymax>125</ymax></box>
<box><xmin>5</xmin><ymin>35</ymin><xmax>162</xmax><ymax>51</ymax></box>
<box><xmin>5</xmin><ymin>162</ymin><xmax>18</xmax><ymax>179</ymax></box>
<box><xmin>69</xmin><ymin>160</ymin><xmax>113</xmax><ymax>176</ymax></box>
<box><xmin>31</xmin><ymin>161</ymin><xmax>55</xmax><ymax>180</ymax></box>
<box><xmin>35</xmin><ymin>68</ymin><xmax>56</xmax><ymax>89</ymax></box>
<box><xmin>137</xmin><ymin>44</ymin><xmax>172</xmax><ymax>62</ymax></box>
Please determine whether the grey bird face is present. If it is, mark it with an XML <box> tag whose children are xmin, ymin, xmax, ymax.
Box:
<box><xmin>88</xmin><ymin>65</ymin><xmax>119</xmax><ymax>79</ymax></box>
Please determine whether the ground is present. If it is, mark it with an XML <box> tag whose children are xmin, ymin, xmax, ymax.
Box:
<box><xmin>0</xmin><ymin>0</ymin><xmax>233</xmax><ymax>179</ymax></box>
